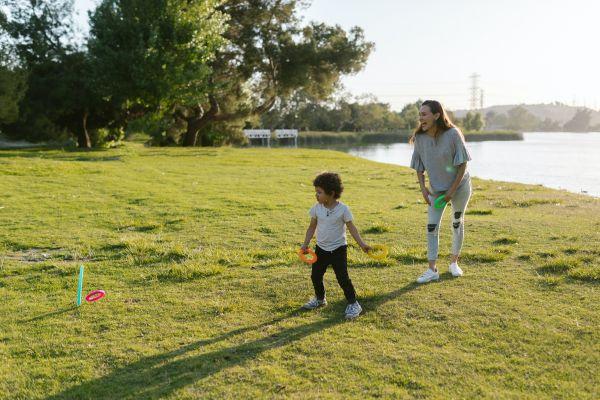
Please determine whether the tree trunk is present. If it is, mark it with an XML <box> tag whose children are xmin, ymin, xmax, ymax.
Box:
<box><xmin>181</xmin><ymin>103</ymin><xmax>208</xmax><ymax>146</ymax></box>
<box><xmin>182</xmin><ymin>120</ymin><xmax>199</xmax><ymax>146</ymax></box>
<box><xmin>180</xmin><ymin>94</ymin><xmax>276</xmax><ymax>146</ymax></box>
<box><xmin>182</xmin><ymin>116</ymin><xmax>204</xmax><ymax>146</ymax></box>
<box><xmin>77</xmin><ymin>111</ymin><xmax>92</xmax><ymax>149</ymax></box>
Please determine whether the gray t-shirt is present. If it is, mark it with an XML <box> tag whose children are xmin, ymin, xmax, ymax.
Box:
<box><xmin>309</xmin><ymin>201</ymin><xmax>353</xmax><ymax>251</ymax></box>
<box><xmin>410</xmin><ymin>127</ymin><xmax>472</xmax><ymax>193</ymax></box>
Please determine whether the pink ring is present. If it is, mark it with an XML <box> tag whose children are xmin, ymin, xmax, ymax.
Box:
<box><xmin>85</xmin><ymin>290</ymin><xmax>106</xmax><ymax>303</ymax></box>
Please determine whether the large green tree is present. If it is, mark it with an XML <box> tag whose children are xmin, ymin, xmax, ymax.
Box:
<box><xmin>88</xmin><ymin>0</ymin><xmax>228</xmax><ymax>145</ymax></box>
<box><xmin>0</xmin><ymin>0</ymin><xmax>104</xmax><ymax>147</ymax></box>
<box><xmin>0</xmin><ymin>11</ymin><xmax>27</xmax><ymax>127</ymax></box>
<box><xmin>87</xmin><ymin>0</ymin><xmax>372</xmax><ymax>146</ymax></box>
<box><xmin>181</xmin><ymin>0</ymin><xmax>373</xmax><ymax>145</ymax></box>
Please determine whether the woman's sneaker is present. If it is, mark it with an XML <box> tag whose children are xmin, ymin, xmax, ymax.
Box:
<box><xmin>302</xmin><ymin>297</ymin><xmax>327</xmax><ymax>310</ymax></box>
<box><xmin>416</xmin><ymin>268</ymin><xmax>440</xmax><ymax>283</ymax></box>
<box><xmin>449</xmin><ymin>262</ymin><xmax>463</xmax><ymax>277</ymax></box>
<box><xmin>345</xmin><ymin>301</ymin><xmax>362</xmax><ymax>319</ymax></box>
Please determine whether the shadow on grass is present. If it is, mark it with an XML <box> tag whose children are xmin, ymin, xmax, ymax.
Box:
<box><xmin>20</xmin><ymin>306</ymin><xmax>78</xmax><ymax>323</ymax></box>
<box><xmin>45</xmin><ymin>282</ymin><xmax>421</xmax><ymax>399</ymax></box>
<box><xmin>0</xmin><ymin>146</ymin><xmax>125</xmax><ymax>162</ymax></box>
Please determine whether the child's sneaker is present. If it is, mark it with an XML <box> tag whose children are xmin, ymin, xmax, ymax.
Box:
<box><xmin>416</xmin><ymin>268</ymin><xmax>440</xmax><ymax>283</ymax></box>
<box><xmin>345</xmin><ymin>301</ymin><xmax>362</xmax><ymax>319</ymax></box>
<box><xmin>302</xmin><ymin>297</ymin><xmax>327</xmax><ymax>310</ymax></box>
<box><xmin>449</xmin><ymin>262</ymin><xmax>463</xmax><ymax>277</ymax></box>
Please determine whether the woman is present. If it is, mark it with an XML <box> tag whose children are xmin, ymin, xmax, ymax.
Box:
<box><xmin>409</xmin><ymin>100</ymin><xmax>472</xmax><ymax>283</ymax></box>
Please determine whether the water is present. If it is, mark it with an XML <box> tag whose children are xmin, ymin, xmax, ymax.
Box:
<box><xmin>343</xmin><ymin>132</ymin><xmax>600</xmax><ymax>197</ymax></box>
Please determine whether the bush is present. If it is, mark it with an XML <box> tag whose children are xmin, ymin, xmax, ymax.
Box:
<box><xmin>91</xmin><ymin>127</ymin><xmax>125</xmax><ymax>148</ymax></box>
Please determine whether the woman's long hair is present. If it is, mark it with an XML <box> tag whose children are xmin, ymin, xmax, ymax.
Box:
<box><xmin>410</xmin><ymin>100</ymin><xmax>456</xmax><ymax>144</ymax></box>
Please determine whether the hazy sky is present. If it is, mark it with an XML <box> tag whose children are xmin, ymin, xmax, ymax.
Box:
<box><xmin>74</xmin><ymin>0</ymin><xmax>600</xmax><ymax>111</ymax></box>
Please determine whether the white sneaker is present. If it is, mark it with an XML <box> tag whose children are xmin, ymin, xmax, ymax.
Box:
<box><xmin>449</xmin><ymin>262</ymin><xmax>463</xmax><ymax>277</ymax></box>
<box><xmin>345</xmin><ymin>301</ymin><xmax>362</xmax><ymax>319</ymax></box>
<box><xmin>302</xmin><ymin>297</ymin><xmax>327</xmax><ymax>310</ymax></box>
<box><xmin>416</xmin><ymin>268</ymin><xmax>440</xmax><ymax>284</ymax></box>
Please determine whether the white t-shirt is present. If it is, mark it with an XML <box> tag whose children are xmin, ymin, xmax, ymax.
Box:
<box><xmin>309</xmin><ymin>201</ymin><xmax>353</xmax><ymax>251</ymax></box>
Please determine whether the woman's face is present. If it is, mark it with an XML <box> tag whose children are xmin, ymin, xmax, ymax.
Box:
<box><xmin>419</xmin><ymin>105</ymin><xmax>440</xmax><ymax>132</ymax></box>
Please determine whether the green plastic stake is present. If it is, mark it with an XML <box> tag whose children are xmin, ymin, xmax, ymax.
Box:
<box><xmin>77</xmin><ymin>265</ymin><xmax>84</xmax><ymax>307</ymax></box>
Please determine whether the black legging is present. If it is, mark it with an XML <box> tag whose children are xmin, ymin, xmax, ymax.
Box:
<box><xmin>311</xmin><ymin>245</ymin><xmax>357</xmax><ymax>304</ymax></box>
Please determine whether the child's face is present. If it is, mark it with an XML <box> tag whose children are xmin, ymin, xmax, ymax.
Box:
<box><xmin>314</xmin><ymin>186</ymin><xmax>334</xmax><ymax>204</ymax></box>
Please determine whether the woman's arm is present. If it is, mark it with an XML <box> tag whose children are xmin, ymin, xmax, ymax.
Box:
<box><xmin>301</xmin><ymin>217</ymin><xmax>318</xmax><ymax>251</ymax></box>
<box><xmin>417</xmin><ymin>171</ymin><xmax>432</xmax><ymax>206</ymax></box>
<box><xmin>444</xmin><ymin>162</ymin><xmax>467</xmax><ymax>202</ymax></box>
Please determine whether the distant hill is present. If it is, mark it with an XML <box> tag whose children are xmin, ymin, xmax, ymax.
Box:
<box><xmin>453</xmin><ymin>103</ymin><xmax>600</xmax><ymax>126</ymax></box>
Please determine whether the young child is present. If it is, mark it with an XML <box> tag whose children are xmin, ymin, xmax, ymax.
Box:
<box><xmin>300</xmin><ymin>172</ymin><xmax>371</xmax><ymax>319</ymax></box>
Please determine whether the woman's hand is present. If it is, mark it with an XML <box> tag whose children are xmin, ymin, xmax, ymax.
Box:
<box><xmin>421</xmin><ymin>188</ymin><xmax>432</xmax><ymax>206</ymax></box>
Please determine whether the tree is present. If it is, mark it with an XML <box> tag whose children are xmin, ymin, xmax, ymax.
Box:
<box><xmin>328</xmin><ymin>99</ymin><xmax>353</xmax><ymax>131</ymax></box>
<box><xmin>488</xmin><ymin>112</ymin><xmax>508</xmax><ymax>129</ymax></box>
<box><xmin>88</xmin><ymin>0</ymin><xmax>227</xmax><ymax>129</ymax></box>
<box><xmin>87</xmin><ymin>0</ymin><xmax>228</xmax><ymax>145</ymax></box>
<box><xmin>538</xmin><ymin>117</ymin><xmax>562</xmax><ymax>132</ymax></box>
<box><xmin>0</xmin><ymin>65</ymin><xmax>26</xmax><ymax>126</ymax></box>
<box><xmin>462</xmin><ymin>111</ymin><xmax>484</xmax><ymax>131</ymax></box>
<box><xmin>398</xmin><ymin>101</ymin><xmax>421</xmax><ymax>130</ymax></box>
<box><xmin>563</xmin><ymin>108</ymin><xmax>592</xmax><ymax>132</ymax></box>
<box><xmin>259</xmin><ymin>92</ymin><xmax>407</xmax><ymax>133</ymax></box>
<box><xmin>506</xmin><ymin>106</ymin><xmax>539</xmax><ymax>131</ymax></box>
<box><xmin>0</xmin><ymin>13</ymin><xmax>27</xmax><ymax>126</ymax></box>
<box><xmin>0</xmin><ymin>0</ymin><xmax>105</xmax><ymax>147</ymax></box>
<box><xmin>180</xmin><ymin>0</ymin><xmax>374</xmax><ymax>145</ymax></box>
<box><xmin>88</xmin><ymin>0</ymin><xmax>372</xmax><ymax>146</ymax></box>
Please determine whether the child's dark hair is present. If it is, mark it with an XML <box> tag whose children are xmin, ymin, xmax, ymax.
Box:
<box><xmin>313</xmin><ymin>172</ymin><xmax>343</xmax><ymax>199</ymax></box>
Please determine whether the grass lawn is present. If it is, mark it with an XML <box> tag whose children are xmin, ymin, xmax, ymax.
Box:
<box><xmin>1</xmin><ymin>144</ymin><xmax>598</xmax><ymax>399</ymax></box>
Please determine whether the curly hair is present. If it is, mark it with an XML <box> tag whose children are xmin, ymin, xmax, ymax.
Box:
<box><xmin>313</xmin><ymin>172</ymin><xmax>344</xmax><ymax>199</ymax></box>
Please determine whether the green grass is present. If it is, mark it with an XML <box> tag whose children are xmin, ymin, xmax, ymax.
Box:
<box><xmin>492</xmin><ymin>236</ymin><xmax>519</xmax><ymax>245</ymax></box>
<box><xmin>466</xmin><ymin>209</ymin><xmax>493</xmax><ymax>215</ymax></box>
<box><xmin>1</xmin><ymin>144</ymin><xmax>599</xmax><ymax>399</ymax></box>
<box><xmin>363</xmin><ymin>223</ymin><xmax>392</xmax><ymax>234</ymax></box>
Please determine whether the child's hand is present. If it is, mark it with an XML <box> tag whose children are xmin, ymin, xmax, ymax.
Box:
<box><xmin>361</xmin><ymin>244</ymin><xmax>372</xmax><ymax>253</ymax></box>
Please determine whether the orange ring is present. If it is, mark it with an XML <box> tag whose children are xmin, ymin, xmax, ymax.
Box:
<box><xmin>298</xmin><ymin>248</ymin><xmax>318</xmax><ymax>264</ymax></box>
<box><xmin>367</xmin><ymin>244</ymin><xmax>389</xmax><ymax>260</ymax></box>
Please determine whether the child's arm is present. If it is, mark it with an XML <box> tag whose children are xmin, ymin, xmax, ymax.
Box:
<box><xmin>346</xmin><ymin>221</ymin><xmax>371</xmax><ymax>253</ymax></box>
<box><xmin>301</xmin><ymin>217</ymin><xmax>318</xmax><ymax>251</ymax></box>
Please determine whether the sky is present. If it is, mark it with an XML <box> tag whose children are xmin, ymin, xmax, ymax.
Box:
<box><xmin>74</xmin><ymin>0</ymin><xmax>600</xmax><ymax>111</ymax></box>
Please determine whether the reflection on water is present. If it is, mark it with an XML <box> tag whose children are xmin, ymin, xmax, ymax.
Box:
<box><xmin>341</xmin><ymin>132</ymin><xmax>600</xmax><ymax>197</ymax></box>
